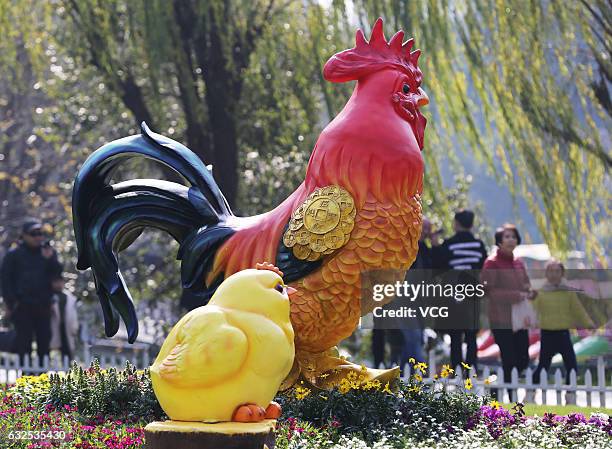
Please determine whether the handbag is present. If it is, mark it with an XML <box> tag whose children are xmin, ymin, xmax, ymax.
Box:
<box><xmin>511</xmin><ymin>298</ymin><xmax>539</xmax><ymax>332</ymax></box>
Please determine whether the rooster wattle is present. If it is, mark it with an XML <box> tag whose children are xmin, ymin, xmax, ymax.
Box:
<box><xmin>73</xmin><ymin>18</ymin><xmax>428</xmax><ymax>387</ymax></box>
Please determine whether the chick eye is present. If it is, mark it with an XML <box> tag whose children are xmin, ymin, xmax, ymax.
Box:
<box><xmin>402</xmin><ymin>84</ymin><xmax>410</xmax><ymax>94</ymax></box>
<box><xmin>274</xmin><ymin>283</ymin><xmax>285</xmax><ymax>293</ymax></box>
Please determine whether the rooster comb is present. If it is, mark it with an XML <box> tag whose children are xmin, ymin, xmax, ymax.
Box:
<box><xmin>356</xmin><ymin>18</ymin><xmax>421</xmax><ymax>63</ymax></box>
<box><xmin>323</xmin><ymin>17</ymin><xmax>422</xmax><ymax>84</ymax></box>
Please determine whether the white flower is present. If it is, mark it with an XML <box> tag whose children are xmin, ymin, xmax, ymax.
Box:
<box><xmin>590</xmin><ymin>412</ymin><xmax>609</xmax><ymax>420</ymax></box>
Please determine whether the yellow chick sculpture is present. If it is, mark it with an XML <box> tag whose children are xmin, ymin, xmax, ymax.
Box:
<box><xmin>150</xmin><ymin>262</ymin><xmax>296</xmax><ymax>422</ymax></box>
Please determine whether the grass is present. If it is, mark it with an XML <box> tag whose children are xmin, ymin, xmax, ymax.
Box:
<box><xmin>519</xmin><ymin>403</ymin><xmax>610</xmax><ymax>416</ymax></box>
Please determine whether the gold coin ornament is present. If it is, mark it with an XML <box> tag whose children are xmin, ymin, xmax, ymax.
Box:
<box><xmin>295</xmin><ymin>230</ymin><xmax>310</xmax><ymax>246</ymax></box>
<box><xmin>283</xmin><ymin>232</ymin><xmax>296</xmax><ymax>248</ymax></box>
<box><xmin>309</xmin><ymin>235</ymin><xmax>327</xmax><ymax>253</ymax></box>
<box><xmin>288</xmin><ymin>218</ymin><xmax>303</xmax><ymax>231</ymax></box>
<box><xmin>323</xmin><ymin>229</ymin><xmax>345</xmax><ymax>250</ymax></box>
<box><xmin>303</xmin><ymin>198</ymin><xmax>340</xmax><ymax>234</ymax></box>
<box><xmin>293</xmin><ymin>244</ymin><xmax>311</xmax><ymax>260</ymax></box>
<box><xmin>283</xmin><ymin>185</ymin><xmax>355</xmax><ymax>260</ymax></box>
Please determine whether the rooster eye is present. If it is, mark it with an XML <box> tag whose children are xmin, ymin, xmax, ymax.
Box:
<box><xmin>274</xmin><ymin>283</ymin><xmax>285</xmax><ymax>293</ymax></box>
<box><xmin>402</xmin><ymin>84</ymin><xmax>410</xmax><ymax>94</ymax></box>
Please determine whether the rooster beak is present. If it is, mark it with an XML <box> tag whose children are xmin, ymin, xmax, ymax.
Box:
<box><xmin>287</xmin><ymin>286</ymin><xmax>298</xmax><ymax>296</ymax></box>
<box><xmin>417</xmin><ymin>88</ymin><xmax>429</xmax><ymax>107</ymax></box>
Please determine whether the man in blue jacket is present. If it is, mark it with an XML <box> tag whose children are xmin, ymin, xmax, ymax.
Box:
<box><xmin>1</xmin><ymin>219</ymin><xmax>62</xmax><ymax>366</ymax></box>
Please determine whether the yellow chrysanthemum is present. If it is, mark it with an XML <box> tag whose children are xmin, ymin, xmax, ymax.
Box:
<box><xmin>464</xmin><ymin>379</ymin><xmax>473</xmax><ymax>390</ymax></box>
<box><xmin>415</xmin><ymin>362</ymin><xmax>428</xmax><ymax>372</ymax></box>
<box><xmin>346</xmin><ymin>371</ymin><xmax>358</xmax><ymax>381</ymax></box>
<box><xmin>408</xmin><ymin>357</ymin><xmax>416</xmax><ymax>364</ymax></box>
<box><xmin>440</xmin><ymin>364</ymin><xmax>454</xmax><ymax>378</ymax></box>
<box><xmin>294</xmin><ymin>386</ymin><xmax>311</xmax><ymax>400</ymax></box>
<box><xmin>338</xmin><ymin>380</ymin><xmax>351</xmax><ymax>394</ymax></box>
<box><xmin>413</xmin><ymin>373</ymin><xmax>423</xmax><ymax>382</ymax></box>
<box><xmin>490</xmin><ymin>400</ymin><xmax>501</xmax><ymax>410</ymax></box>
<box><xmin>382</xmin><ymin>382</ymin><xmax>393</xmax><ymax>394</ymax></box>
<box><xmin>461</xmin><ymin>362</ymin><xmax>472</xmax><ymax>370</ymax></box>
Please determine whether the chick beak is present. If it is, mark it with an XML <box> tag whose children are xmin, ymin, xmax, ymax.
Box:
<box><xmin>286</xmin><ymin>286</ymin><xmax>298</xmax><ymax>297</ymax></box>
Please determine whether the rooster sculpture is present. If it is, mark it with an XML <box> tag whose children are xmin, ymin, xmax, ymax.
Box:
<box><xmin>73</xmin><ymin>18</ymin><xmax>428</xmax><ymax>388</ymax></box>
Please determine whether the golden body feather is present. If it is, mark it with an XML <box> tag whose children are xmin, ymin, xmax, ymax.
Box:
<box><xmin>290</xmin><ymin>194</ymin><xmax>422</xmax><ymax>353</ymax></box>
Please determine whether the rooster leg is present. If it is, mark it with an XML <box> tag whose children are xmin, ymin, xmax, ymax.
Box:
<box><xmin>282</xmin><ymin>347</ymin><xmax>400</xmax><ymax>390</ymax></box>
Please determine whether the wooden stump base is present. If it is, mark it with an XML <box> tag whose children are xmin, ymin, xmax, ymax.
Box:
<box><xmin>144</xmin><ymin>420</ymin><xmax>276</xmax><ymax>449</ymax></box>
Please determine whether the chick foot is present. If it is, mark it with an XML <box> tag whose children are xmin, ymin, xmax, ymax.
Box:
<box><xmin>232</xmin><ymin>404</ymin><xmax>266</xmax><ymax>422</ymax></box>
<box><xmin>264</xmin><ymin>401</ymin><xmax>282</xmax><ymax>419</ymax></box>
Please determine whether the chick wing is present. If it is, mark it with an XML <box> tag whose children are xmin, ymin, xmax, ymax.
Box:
<box><xmin>153</xmin><ymin>306</ymin><xmax>248</xmax><ymax>387</ymax></box>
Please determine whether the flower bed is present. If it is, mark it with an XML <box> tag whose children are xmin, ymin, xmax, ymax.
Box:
<box><xmin>0</xmin><ymin>392</ymin><xmax>145</xmax><ymax>448</ymax></box>
<box><xmin>0</xmin><ymin>361</ymin><xmax>609</xmax><ymax>448</ymax></box>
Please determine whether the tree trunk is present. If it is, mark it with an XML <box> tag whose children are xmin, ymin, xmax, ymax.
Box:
<box><xmin>170</xmin><ymin>0</ymin><xmax>212</xmax><ymax>164</ymax></box>
<box><xmin>206</xmin><ymin>91</ymin><xmax>239</xmax><ymax>207</ymax></box>
<box><xmin>119</xmin><ymin>75</ymin><xmax>155</xmax><ymax>129</ymax></box>
<box><xmin>194</xmin><ymin>11</ymin><xmax>241</xmax><ymax>207</ymax></box>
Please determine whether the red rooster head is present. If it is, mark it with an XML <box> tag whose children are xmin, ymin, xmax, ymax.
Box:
<box><xmin>323</xmin><ymin>18</ymin><xmax>428</xmax><ymax>150</ymax></box>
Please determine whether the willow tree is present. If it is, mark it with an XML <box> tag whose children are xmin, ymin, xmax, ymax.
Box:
<box><xmin>330</xmin><ymin>0</ymin><xmax>611</xmax><ymax>259</ymax></box>
<box><xmin>3</xmin><ymin>0</ymin><xmax>608</xmax><ymax>261</ymax></box>
<box><xmin>59</xmin><ymin>0</ymin><xmax>304</xmax><ymax>207</ymax></box>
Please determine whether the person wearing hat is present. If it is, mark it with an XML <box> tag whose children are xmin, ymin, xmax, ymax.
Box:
<box><xmin>1</xmin><ymin>219</ymin><xmax>62</xmax><ymax>366</ymax></box>
<box><xmin>432</xmin><ymin>209</ymin><xmax>488</xmax><ymax>372</ymax></box>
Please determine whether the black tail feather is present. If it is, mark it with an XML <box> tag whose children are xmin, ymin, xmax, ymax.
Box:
<box><xmin>179</xmin><ymin>226</ymin><xmax>235</xmax><ymax>291</ymax></box>
<box><xmin>72</xmin><ymin>124</ymin><xmax>235</xmax><ymax>342</ymax></box>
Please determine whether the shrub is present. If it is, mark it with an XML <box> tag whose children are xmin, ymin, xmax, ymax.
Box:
<box><xmin>44</xmin><ymin>360</ymin><xmax>165</xmax><ymax>422</ymax></box>
<box><xmin>277</xmin><ymin>363</ymin><xmax>485</xmax><ymax>444</ymax></box>
<box><xmin>2</xmin><ymin>360</ymin><xmax>610</xmax><ymax>448</ymax></box>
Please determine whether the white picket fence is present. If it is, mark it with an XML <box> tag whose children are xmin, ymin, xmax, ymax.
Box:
<box><xmin>399</xmin><ymin>351</ymin><xmax>611</xmax><ymax>408</ymax></box>
<box><xmin>1</xmin><ymin>349</ymin><xmax>609</xmax><ymax>409</ymax></box>
<box><xmin>0</xmin><ymin>350</ymin><xmax>151</xmax><ymax>384</ymax></box>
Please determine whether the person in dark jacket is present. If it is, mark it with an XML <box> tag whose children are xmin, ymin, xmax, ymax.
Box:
<box><xmin>1</xmin><ymin>219</ymin><xmax>62</xmax><ymax>366</ymax></box>
<box><xmin>433</xmin><ymin>210</ymin><xmax>487</xmax><ymax>371</ymax></box>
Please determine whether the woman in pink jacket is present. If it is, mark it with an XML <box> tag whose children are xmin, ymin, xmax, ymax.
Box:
<box><xmin>481</xmin><ymin>224</ymin><xmax>537</xmax><ymax>384</ymax></box>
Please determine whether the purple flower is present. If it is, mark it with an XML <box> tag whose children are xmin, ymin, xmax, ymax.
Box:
<box><xmin>542</xmin><ymin>412</ymin><xmax>558</xmax><ymax>426</ymax></box>
<box><xmin>565</xmin><ymin>413</ymin><xmax>587</xmax><ymax>425</ymax></box>
<box><xmin>465</xmin><ymin>415</ymin><xmax>479</xmax><ymax>430</ymax></box>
